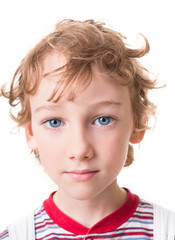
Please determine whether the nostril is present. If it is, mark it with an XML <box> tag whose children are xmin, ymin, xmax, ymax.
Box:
<box><xmin>67</xmin><ymin>132</ymin><xmax>94</xmax><ymax>161</ymax></box>
<box><xmin>68</xmin><ymin>146</ymin><xmax>94</xmax><ymax>161</ymax></box>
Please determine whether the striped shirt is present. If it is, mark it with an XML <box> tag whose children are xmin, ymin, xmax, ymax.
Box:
<box><xmin>0</xmin><ymin>189</ymin><xmax>154</xmax><ymax>239</ymax></box>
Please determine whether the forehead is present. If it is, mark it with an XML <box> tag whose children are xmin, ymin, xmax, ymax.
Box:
<box><xmin>32</xmin><ymin>51</ymin><xmax>131</xmax><ymax>106</ymax></box>
<box><xmin>42</xmin><ymin>51</ymin><xmax>67</xmax><ymax>75</ymax></box>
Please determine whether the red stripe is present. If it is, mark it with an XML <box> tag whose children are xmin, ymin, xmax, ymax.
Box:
<box><xmin>0</xmin><ymin>229</ymin><xmax>9</xmax><ymax>238</ymax></box>
<box><xmin>132</xmin><ymin>214</ymin><xmax>153</xmax><ymax>220</ymax></box>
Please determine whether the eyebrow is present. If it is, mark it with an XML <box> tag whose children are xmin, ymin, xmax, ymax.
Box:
<box><xmin>34</xmin><ymin>100</ymin><xmax>122</xmax><ymax>113</ymax></box>
<box><xmin>34</xmin><ymin>104</ymin><xmax>63</xmax><ymax>113</ymax></box>
<box><xmin>94</xmin><ymin>101</ymin><xmax>122</xmax><ymax>107</ymax></box>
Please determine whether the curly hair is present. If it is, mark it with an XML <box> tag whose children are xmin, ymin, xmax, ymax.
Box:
<box><xmin>0</xmin><ymin>19</ymin><xmax>157</xmax><ymax>166</ymax></box>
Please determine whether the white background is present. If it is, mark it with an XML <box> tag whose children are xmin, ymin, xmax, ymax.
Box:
<box><xmin>0</xmin><ymin>0</ymin><xmax>175</xmax><ymax>230</ymax></box>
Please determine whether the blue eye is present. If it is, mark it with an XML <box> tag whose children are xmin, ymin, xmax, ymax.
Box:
<box><xmin>94</xmin><ymin>116</ymin><xmax>113</xmax><ymax>126</ymax></box>
<box><xmin>45</xmin><ymin>119</ymin><xmax>62</xmax><ymax>128</ymax></box>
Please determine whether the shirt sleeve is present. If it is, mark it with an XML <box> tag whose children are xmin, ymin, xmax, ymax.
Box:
<box><xmin>0</xmin><ymin>228</ymin><xmax>10</xmax><ymax>239</ymax></box>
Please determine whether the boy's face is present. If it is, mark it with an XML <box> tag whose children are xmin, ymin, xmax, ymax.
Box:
<box><xmin>25</xmin><ymin>52</ymin><xmax>143</xmax><ymax>201</ymax></box>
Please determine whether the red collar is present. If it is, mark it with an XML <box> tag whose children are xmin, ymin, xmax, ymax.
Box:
<box><xmin>43</xmin><ymin>188</ymin><xmax>139</xmax><ymax>235</ymax></box>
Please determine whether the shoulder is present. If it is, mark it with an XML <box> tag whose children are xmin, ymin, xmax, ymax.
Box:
<box><xmin>154</xmin><ymin>203</ymin><xmax>175</xmax><ymax>226</ymax></box>
<box><xmin>139</xmin><ymin>198</ymin><xmax>175</xmax><ymax>224</ymax></box>
<box><xmin>0</xmin><ymin>228</ymin><xmax>9</xmax><ymax>240</ymax></box>
<box><xmin>139</xmin><ymin>198</ymin><xmax>175</xmax><ymax>226</ymax></box>
<box><xmin>0</xmin><ymin>210</ymin><xmax>36</xmax><ymax>240</ymax></box>
<box><xmin>138</xmin><ymin>198</ymin><xmax>175</xmax><ymax>238</ymax></box>
<box><xmin>152</xmin><ymin>202</ymin><xmax>175</xmax><ymax>238</ymax></box>
<box><xmin>153</xmin><ymin>203</ymin><xmax>175</xmax><ymax>239</ymax></box>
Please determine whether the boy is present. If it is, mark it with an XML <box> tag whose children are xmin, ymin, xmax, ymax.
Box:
<box><xmin>0</xmin><ymin>19</ymin><xmax>174</xmax><ymax>239</ymax></box>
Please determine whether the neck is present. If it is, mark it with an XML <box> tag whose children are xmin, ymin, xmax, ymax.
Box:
<box><xmin>53</xmin><ymin>181</ymin><xmax>127</xmax><ymax>228</ymax></box>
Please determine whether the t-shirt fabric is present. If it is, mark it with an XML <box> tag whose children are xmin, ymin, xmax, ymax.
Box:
<box><xmin>0</xmin><ymin>189</ymin><xmax>174</xmax><ymax>239</ymax></box>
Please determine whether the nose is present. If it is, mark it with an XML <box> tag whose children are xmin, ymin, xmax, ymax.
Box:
<box><xmin>67</xmin><ymin>127</ymin><xmax>94</xmax><ymax>161</ymax></box>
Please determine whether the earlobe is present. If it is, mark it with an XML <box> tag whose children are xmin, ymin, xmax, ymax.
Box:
<box><xmin>25</xmin><ymin>122</ymin><xmax>38</xmax><ymax>150</ymax></box>
<box><xmin>130</xmin><ymin>129</ymin><xmax>146</xmax><ymax>144</ymax></box>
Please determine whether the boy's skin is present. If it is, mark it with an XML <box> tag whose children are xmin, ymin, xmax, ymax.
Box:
<box><xmin>25</xmin><ymin>51</ymin><xmax>145</xmax><ymax>228</ymax></box>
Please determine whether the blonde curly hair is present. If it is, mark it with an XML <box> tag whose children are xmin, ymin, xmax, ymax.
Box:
<box><xmin>0</xmin><ymin>19</ymin><xmax>157</xmax><ymax>166</ymax></box>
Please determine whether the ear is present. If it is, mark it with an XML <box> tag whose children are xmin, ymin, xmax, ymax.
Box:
<box><xmin>24</xmin><ymin>122</ymin><xmax>38</xmax><ymax>150</ymax></box>
<box><xmin>130</xmin><ymin>128</ymin><xmax>146</xmax><ymax>144</ymax></box>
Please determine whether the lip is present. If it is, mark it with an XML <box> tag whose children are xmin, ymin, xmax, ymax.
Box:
<box><xmin>65</xmin><ymin>169</ymin><xmax>99</xmax><ymax>181</ymax></box>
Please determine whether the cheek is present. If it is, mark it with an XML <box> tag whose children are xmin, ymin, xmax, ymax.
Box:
<box><xmin>101</xmin><ymin>132</ymin><xmax>130</xmax><ymax>166</ymax></box>
<box><xmin>39</xmin><ymin>141</ymin><xmax>62</xmax><ymax>162</ymax></box>
<box><xmin>33</xmin><ymin>130</ymin><xmax>64</xmax><ymax>169</ymax></box>
<box><xmin>38</xmin><ymin>140</ymin><xmax>65</xmax><ymax>184</ymax></box>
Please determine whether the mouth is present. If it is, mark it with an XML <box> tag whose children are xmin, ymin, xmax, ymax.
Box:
<box><xmin>64</xmin><ymin>169</ymin><xmax>99</xmax><ymax>181</ymax></box>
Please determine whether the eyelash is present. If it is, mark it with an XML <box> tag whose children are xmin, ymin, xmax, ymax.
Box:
<box><xmin>43</xmin><ymin>116</ymin><xmax>115</xmax><ymax>129</ymax></box>
<box><xmin>93</xmin><ymin>116</ymin><xmax>114</xmax><ymax>126</ymax></box>
<box><xmin>43</xmin><ymin>119</ymin><xmax>64</xmax><ymax>128</ymax></box>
